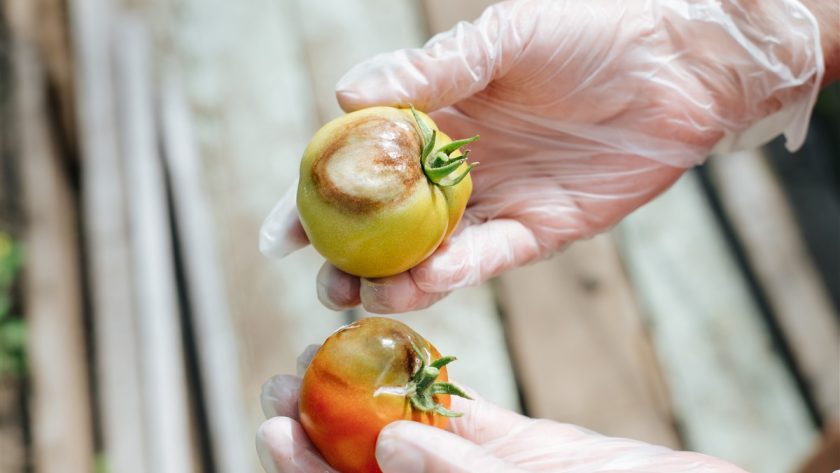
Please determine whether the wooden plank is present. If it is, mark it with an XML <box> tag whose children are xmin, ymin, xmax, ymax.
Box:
<box><xmin>423</xmin><ymin>0</ymin><xmax>494</xmax><ymax>33</ymax></box>
<box><xmin>68</xmin><ymin>0</ymin><xmax>149</xmax><ymax>470</ymax></box>
<box><xmin>796</xmin><ymin>421</ymin><xmax>840</xmax><ymax>473</ymax></box>
<box><xmin>12</xmin><ymin>0</ymin><xmax>95</xmax><ymax>468</ymax></box>
<box><xmin>707</xmin><ymin>150</ymin><xmax>840</xmax><ymax>421</ymax></box>
<box><xmin>294</xmin><ymin>0</ymin><xmax>426</xmax><ymax>122</ymax></box>
<box><xmin>150</xmin><ymin>2</ymin><xmax>349</xmax><ymax>468</ymax></box>
<box><xmin>114</xmin><ymin>17</ymin><xmax>196</xmax><ymax>473</ymax></box>
<box><xmin>0</xmin><ymin>381</ymin><xmax>25</xmax><ymax>472</ymax></box>
<box><xmin>616</xmin><ymin>171</ymin><xmax>817</xmax><ymax>473</ymax></box>
<box><xmin>0</xmin><ymin>13</ymin><xmax>26</xmax><ymax>473</ymax></box>
<box><xmin>34</xmin><ymin>0</ymin><xmax>78</xmax><ymax>158</ymax></box>
<box><xmin>294</xmin><ymin>0</ymin><xmax>520</xmax><ymax>410</ymax></box>
<box><xmin>496</xmin><ymin>235</ymin><xmax>680</xmax><ymax>448</ymax></box>
<box><xmin>160</xmin><ymin>71</ymin><xmax>254</xmax><ymax>473</ymax></box>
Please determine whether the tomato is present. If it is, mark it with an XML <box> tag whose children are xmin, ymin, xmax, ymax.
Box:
<box><xmin>296</xmin><ymin>106</ymin><xmax>478</xmax><ymax>278</ymax></box>
<box><xmin>299</xmin><ymin>317</ymin><xmax>470</xmax><ymax>473</ymax></box>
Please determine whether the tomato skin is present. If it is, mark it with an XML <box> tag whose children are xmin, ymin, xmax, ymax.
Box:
<box><xmin>299</xmin><ymin>318</ymin><xmax>451</xmax><ymax>473</ymax></box>
<box><xmin>296</xmin><ymin>106</ymin><xmax>473</xmax><ymax>278</ymax></box>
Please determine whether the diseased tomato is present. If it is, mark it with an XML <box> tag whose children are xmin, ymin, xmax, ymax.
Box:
<box><xmin>299</xmin><ymin>317</ymin><xmax>471</xmax><ymax>473</ymax></box>
<box><xmin>296</xmin><ymin>106</ymin><xmax>478</xmax><ymax>278</ymax></box>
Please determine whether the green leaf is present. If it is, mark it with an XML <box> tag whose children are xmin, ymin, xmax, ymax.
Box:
<box><xmin>435</xmin><ymin>135</ymin><xmax>479</xmax><ymax>156</ymax></box>
<box><xmin>433</xmin><ymin>405</ymin><xmax>464</xmax><ymax>418</ymax></box>
<box><xmin>436</xmin><ymin>163</ymin><xmax>477</xmax><ymax>188</ymax></box>
<box><xmin>410</xmin><ymin>105</ymin><xmax>434</xmax><ymax>153</ymax></box>
<box><xmin>424</xmin><ymin>157</ymin><xmax>467</xmax><ymax>182</ymax></box>
<box><xmin>0</xmin><ymin>320</ymin><xmax>26</xmax><ymax>350</ymax></box>
<box><xmin>429</xmin><ymin>356</ymin><xmax>456</xmax><ymax>369</ymax></box>
<box><xmin>431</xmin><ymin>382</ymin><xmax>472</xmax><ymax>399</ymax></box>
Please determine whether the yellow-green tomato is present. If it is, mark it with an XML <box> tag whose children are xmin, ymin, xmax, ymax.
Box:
<box><xmin>297</xmin><ymin>106</ymin><xmax>477</xmax><ymax>278</ymax></box>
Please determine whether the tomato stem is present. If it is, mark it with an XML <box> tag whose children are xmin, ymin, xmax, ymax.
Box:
<box><xmin>409</xmin><ymin>105</ymin><xmax>479</xmax><ymax>188</ymax></box>
<box><xmin>407</xmin><ymin>341</ymin><xmax>472</xmax><ymax>417</ymax></box>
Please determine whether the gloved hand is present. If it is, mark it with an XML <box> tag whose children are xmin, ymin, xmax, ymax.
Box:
<box><xmin>255</xmin><ymin>347</ymin><xmax>747</xmax><ymax>472</ymax></box>
<box><xmin>260</xmin><ymin>0</ymin><xmax>823</xmax><ymax>313</ymax></box>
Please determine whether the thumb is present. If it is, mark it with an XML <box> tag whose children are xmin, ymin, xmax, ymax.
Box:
<box><xmin>375</xmin><ymin>421</ymin><xmax>527</xmax><ymax>473</ymax></box>
<box><xmin>335</xmin><ymin>1</ymin><xmax>524</xmax><ymax>112</ymax></box>
<box><xmin>259</xmin><ymin>180</ymin><xmax>310</xmax><ymax>258</ymax></box>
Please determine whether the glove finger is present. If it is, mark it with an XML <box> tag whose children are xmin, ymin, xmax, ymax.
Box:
<box><xmin>445</xmin><ymin>386</ymin><xmax>534</xmax><ymax>445</ymax></box>
<box><xmin>359</xmin><ymin>272</ymin><xmax>450</xmax><ymax>314</ymax></box>
<box><xmin>409</xmin><ymin>219</ymin><xmax>542</xmax><ymax>293</ymax></box>
<box><xmin>260</xmin><ymin>181</ymin><xmax>309</xmax><ymax>259</ymax></box>
<box><xmin>260</xmin><ymin>375</ymin><xmax>301</xmax><ymax>420</ymax></box>
<box><xmin>335</xmin><ymin>2</ymin><xmax>524</xmax><ymax>112</ymax></box>
<box><xmin>256</xmin><ymin>417</ymin><xmax>337</xmax><ymax>473</ymax></box>
<box><xmin>376</xmin><ymin>421</ymin><xmax>528</xmax><ymax>473</ymax></box>
<box><xmin>316</xmin><ymin>263</ymin><xmax>361</xmax><ymax>310</ymax></box>
<box><xmin>296</xmin><ymin>344</ymin><xmax>321</xmax><ymax>377</ymax></box>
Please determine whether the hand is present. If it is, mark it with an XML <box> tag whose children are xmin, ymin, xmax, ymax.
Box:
<box><xmin>256</xmin><ymin>356</ymin><xmax>748</xmax><ymax>472</ymax></box>
<box><xmin>261</xmin><ymin>0</ymin><xmax>823</xmax><ymax>313</ymax></box>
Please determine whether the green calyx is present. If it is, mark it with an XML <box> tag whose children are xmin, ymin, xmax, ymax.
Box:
<box><xmin>406</xmin><ymin>341</ymin><xmax>472</xmax><ymax>417</ymax></box>
<box><xmin>410</xmin><ymin>105</ymin><xmax>479</xmax><ymax>188</ymax></box>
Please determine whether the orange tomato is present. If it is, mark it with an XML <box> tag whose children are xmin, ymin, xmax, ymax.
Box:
<box><xmin>299</xmin><ymin>317</ymin><xmax>470</xmax><ymax>473</ymax></box>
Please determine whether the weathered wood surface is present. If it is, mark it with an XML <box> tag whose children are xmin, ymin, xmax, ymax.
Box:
<box><xmin>68</xmin><ymin>0</ymin><xmax>149</xmax><ymax>471</ymax></box>
<box><xmin>115</xmin><ymin>17</ymin><xmax>197</xmax><ymax>473</ymax></box>
<box><xmin>161</xmin><ymin>71</ymin><xmax>254</xmax><ymax>473</ymax></box>
<box><xmin>12</xmin><ymin>0</ymin><xmax>95</xmax><ymax>469</ymax></box>
<box><xmin>707</xmin><ymin>150</ymin><xmax>840</xmax><ymax>421</ymax></box>
<box><xmin>0</xmin><ymin>381</ymin><xmax>25</xmax><ymax>472</ymax></box>
<box><xmin>796</xmin><ymin>421</ymin><xmax>840</xmax><ymax>473</ymax></box>
<box><xmin>617</xmin><ymin>171</ymin><xmax>817</xmax><ymax>473</ymax></box>
<box><xmin>0</xmin><ymin>9</ymin><xmax>25</xmax><ymax>472</ymax></box>
<box><xmin>496</xmin><ymin>235</ymin><xmax>680</xmax><ymax>448</ymax></box>
<box><xmin>150</xmin><ymin>3</ymin><xmax>349</xmax><ymax>470</ymax></box>
<box><xmin>33</xmin><ymin>0</ymin><xmax>77</xmax><ymax>158</ymax></box>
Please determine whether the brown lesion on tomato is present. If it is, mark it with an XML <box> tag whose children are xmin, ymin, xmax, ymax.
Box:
<box><xmin>311</xmin><ymin>114</ymin><xmax>424</xmax><ymax>214</ymax></box>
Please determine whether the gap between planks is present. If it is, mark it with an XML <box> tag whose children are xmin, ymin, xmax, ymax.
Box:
<box><xmin>11</xmin><ymin>0</ymin><xmax>95</xmax><ymax>469</ymax></box>
<box><xmin>67</xmin><ymin>0</ymin><xmax>150</xmax><ymax>471</ymax></box>
<box><xmin>617</xmin><ymin>170</ymin><xmax>817</xmax><ymax>473</ymax></box>
<box><xmin>147</xmin><ymin>3</ymin><xmax>351</xmax><ymax>471</ymax></box>
<box><xmin>496</xmin><ymin>234</ymin><xmax>680</xmax><ymax>448</ymax></box>
<box><xmin>160</xmin><ymin>69</ymin><xmax>255</xmax><ymax>473</ymax></box>
<box><xmin>113</xmin><ymin>16</ymin><xmax>199</xmax><ymax>473</ymax></box>
<box><xmin>707</xmin><ymin>150</ymin><xmax>840</xmax><ymax>422</ymax></box>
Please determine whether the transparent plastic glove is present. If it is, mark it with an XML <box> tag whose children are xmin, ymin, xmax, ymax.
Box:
<box><xmin>256</xmin><ymin>347</ymin><xmax>747</xmax><ymax>472</ymax></box>
<box><xmin>260</xmin><ymin>0</ymin><xmax>823</xmax><ymax>313</ymax></box>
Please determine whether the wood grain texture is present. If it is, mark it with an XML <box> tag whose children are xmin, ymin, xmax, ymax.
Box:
<box><xmin>114</xmin><ymin>17</ymin><xmax>196</xmax><ymax>473</ymax></box>
<box><xmin>294</xmin><ymin>0</ymin><xmax>426</xmax><ymax>122</ymax></box>
<box><xmin>707</xmin><ymin>150</ymin><xmax>840</xmax><ymax>421</ymax></box>
<box><xmin>34</xmin><ymin>0</ymin><xmax>77</xmax><ymax>158</ymax></box>
<box><xmin>0</xmin><ymin>381</ymin><xmax>25</xmax><ymax>472</ymax></box>
<box><xmin>0</xmin><ymin>12</ymin><xmax>25</xmax><ymax>472</ymax></box>
<box><xmin>161</xmin><ymin>72</ymin><xmax>255</xmax><ymax>473</ymax></box>
<box><xmin>496</xmin><ymin>235</ymin><xmax>680</xmax><ymax>447</ymax></box>
<box><xmin>796</xmin><ymin>421</ymin><xmax>840</xmax><ymax>473</ymax></box>
<box><xmin>13</xmin><ymin>0</ymin><xmax>95</xmax><ymax>468</ymax></box>
<box><xmin>149</xmin><ymin>2</ymin><xmax>350</xmax><ymax>467</ymax></box>
<box><xmin>617</xmin><ymin>171</ymin><xmax>817</xmax><ymax>473</ymax></box>
<box><xmin>68</xmin><ymin>0</ymin><xmax>149</xmax><ymax>470</ymax></box>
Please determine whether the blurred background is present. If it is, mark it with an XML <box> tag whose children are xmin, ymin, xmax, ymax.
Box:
<box><xmin>0</xmin><ymin>0</ymin><xmax>838</xmax><ymax>472</ymax></box>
